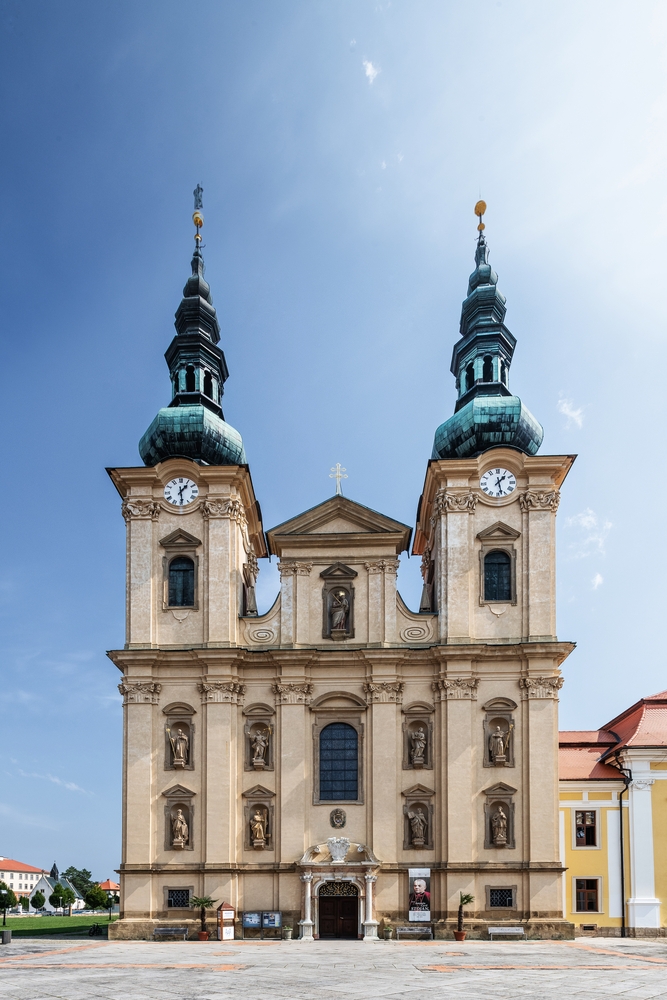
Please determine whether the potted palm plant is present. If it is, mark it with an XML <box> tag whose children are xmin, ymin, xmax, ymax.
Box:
<box><xmin>190</xmin><ymin>895</ymin><xmax>217</xmax><ymax>940</ymax></box>
<box><xmin>454</xmin><ymin>892</ymin><xmax>474</xmax><ymax>941</ymax></box>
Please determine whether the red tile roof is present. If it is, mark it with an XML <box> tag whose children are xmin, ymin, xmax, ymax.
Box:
<box><xmin>98</xmin><ymin>879</ymin><xmax>120</xmax><ymax>891</ymax></box>
<box><xmin>559</xmin><ymin>744</ymin><xmax>622</xmax><ymax>780</ymax></box>
<box><xmin>603</xmin><ymin>690</ymin><xmax>667</xmax><ymax>748</ymax></box>
<box><xmin>0</xmin><ymin>858</ymin><xmax>47</xmax><ymax>874</ymax></box>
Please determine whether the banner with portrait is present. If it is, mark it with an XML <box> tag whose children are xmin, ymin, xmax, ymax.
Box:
<box><xmin>408</xmin><ymin>867</ymin><xmax>431</xmax><ymax>922</ymax></box>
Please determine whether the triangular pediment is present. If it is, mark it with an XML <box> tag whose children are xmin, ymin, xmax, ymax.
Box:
<box><xmin>159</xmin><ymin>528</ymin><xmax>202</xmax><ymax>549</ymax></box>
<box><xmin>401</xmin><ymin>783</ymin><xmax>435</xmax><ymax>797</ymax></box>
<box><xmin>242</xmin><ymin>784</ymin><xmax>275</xmax><ymax>798</ymax></box>
<box><xmin>483</xmin><ymin>781</ymin><xmax>517</xmax><ymax>797</ymax></box>
<box><xmin>162</xmin><ymin>783</ymin><xmax>195</xmax><ymax>798</ymax></box>
<box><xmin>476</xmin><ymin>521</ymin><xmax>520</xmax><ymax>542</ymax></box>
<box><xmin>266</xmin><ymin>496</ymin><xmax>411</xmax><ymax>556</ymax></box>
<box><xmin>320</xmin><ymin>562</ymin><xmax>358</xmax><ymax>580</ymax></box>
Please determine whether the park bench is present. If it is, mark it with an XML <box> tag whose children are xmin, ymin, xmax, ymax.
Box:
<box><xmin>395</xmin><ymin>925</ymin><xmax>433</xmax><ymax>941</ymax></box>
<box><xmin>488</xmin><ymin>926</ymin><xmax>525</xmax><ymax>940</ymax></box>
<box><xmin>153</xmin><ymin>926</ymin><xmax>188</xmax><ymax>941</ymax></box>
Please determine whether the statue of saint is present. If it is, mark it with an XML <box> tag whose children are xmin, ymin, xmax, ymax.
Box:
<box><xmin>331</xmin><ymin>590</ymin><xmax>349</xmax><ymax>633</ymax></box>
<box><xmin>172</xmin><ymin>808</ymin><xmax>189</xmax><ymax>848</ymax></box>
<box><xmin>410</xmin><ymin>727</ymin><xmax>427</xmax><ymax>764</ymax></box>
<box><xmin>250</xmin><ymin>808</ymin><xmax>266</xmax><ymax>844</ymax></box>
<box><xmin>489</xmin><ymin>724</ymin><xmax>513</xmax><ymax>764</ymax></box>
<box><xmin>168</xmin><ymin>727</ymin><xmax>189</xmax><ymax>768</ymax></box>
<box><xmin>251</xmin><ymin>729</ymin><xmax>269</xmax><ymax>764</ymax></box>
<box><xmin>491</xmin><ymin>806</ymin><xmax>508</xmax><ymax>845</ymax></box>
<box><xmin>408</xmin><ymin>808</ymin><xmax>427</xmax><ymax>845</ymax></box>
<box><xmin>193</xmin><ymin>184</ymin><xmax>204</xmax><ymax>210</ymax></box>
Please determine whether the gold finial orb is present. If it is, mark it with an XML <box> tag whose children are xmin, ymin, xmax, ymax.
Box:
<box><xmin>192</xmin><ymin>211</ymin><xmax>204</xmax><ymax>228</ymax></box>
<box><xmin>477</xmin><ymin>222</ymin><xmax>485</xmax><ymax>231</ymax></box>
<box><xmin>474</xmin><ymin>199</ymin><xmax>487</xmax><ymax>218</ymax></box>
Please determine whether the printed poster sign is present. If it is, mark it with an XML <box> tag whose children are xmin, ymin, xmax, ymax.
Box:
<box><xmin>408</xmin><ymin>868</ymin><xmax>431</xmax><ymax>922</ymax></box>
<box><xmin>262</xmin><ymin>911</ymin><xmax>282</xmax><ymax>928</ymax></box>
<box><xmin>242</xmin><ymin>911</ymin><xmax>261</xmax><ymax>928</ymax></box>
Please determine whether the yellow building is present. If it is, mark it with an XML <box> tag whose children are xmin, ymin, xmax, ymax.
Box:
<box><xmin>559</xmin><ymin>690</ymin><xmax>667</xmax><ymax>936</ymax></box>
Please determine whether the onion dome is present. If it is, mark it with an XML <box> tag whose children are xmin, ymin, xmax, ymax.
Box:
<box><xmin>139</xmin><ymin>188</ymin><xmax>247</xmax><ymax>466</ymax></box>
<box><xmin>431</xmin><ymin>203</ymin><xmax>543</xmax><ymax>460</ymax></box>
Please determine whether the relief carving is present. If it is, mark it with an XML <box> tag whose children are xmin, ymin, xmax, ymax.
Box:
<box><xmin>279</xmin><ymin>561</ymin><xmax>313</xmax><ymax>576</ymax></box>
<box><xmin>121</xmin><ymin>500</ymin><xmax>161</xmax><ymax>521</ymax></box>
<box><xmin>363</xmin><ymin>681</ymin><xmax>404</xmax><ymax>704</ymax></box>
<box><xmin>273</xmin><ymin>682</ymin><xmax>313</xmax><ymax>706</ymax></box>
<box><xmin>432</xmin><ymin>677</ymin><xmax>479</xmax><ymax>701</ymax></box>
<box><xmin>519</xmin><ymin>490</ymin><xmax>560</xmax><ymax>513</ymax></box>
<box><xmin>197</xmin><ymin>681</ymin><xmax>246</xmax><ymax>704</ymax></box>
<box><xmin>201</xmin><ymin>497</ymin><xmax>247</xmax><ymax>524</ymax></box>
<box><xmin>118</xmin><ymin>681</ymin><xmax>162</xmax><ymax>705</ymax></box>
<box><xmin>519</xmin><ymin>676</ymin><xmax>564</xmax><ymax>699</ymax></box>
<box><xmin>433</xmin><ymin>490</ymin><xmax>478</xmax><ymax>514</ymax></box>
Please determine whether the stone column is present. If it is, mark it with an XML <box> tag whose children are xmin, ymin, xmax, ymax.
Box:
<box><xmin>627</xmin><ymin>772</ymin><xmax>660</xmax><ymax>928</ymax></box>
<box><xmin>299</xmin><ymin>872</ymin><xmax>314</xmax><ymax>941</ymax></box>
<box><xmin>365</xmin><ymin>563</ymin><xmax>384</xmax><ymax>644</ymax></box>
<box><xmin>434</xmin><ymin>491</ymin><xmax>477</xmax><ymax>641</ymax></box>
<box><xmin>519</xmin><ymin>490</ymin><xmax>560</xmax><ymax>641</ymax></box>
<box><xmin>203</xmin><ymin>497</ymin><xmax>246</xmax><ymax>646</ymax></box>
<box><xmin>363</xmin><ymin>873</ymin><xmax>379</xmax><ymax>941</ymax></box>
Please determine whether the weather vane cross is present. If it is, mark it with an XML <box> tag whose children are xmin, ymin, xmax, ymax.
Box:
<box><xmin>329</xmin><ymin>463</ymin><xmax>348</xmax><ymax>496</ymax></box>
<box><xmin>192</xmin><ymin>184</ymin><xmax>204</xmax><ymax>245</ymax></box>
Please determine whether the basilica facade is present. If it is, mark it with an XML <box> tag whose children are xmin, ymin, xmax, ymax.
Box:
<box><xmin>108</xmin><ymin>201</ymin><xmax>576</xmax><ymax>940</ymax></box>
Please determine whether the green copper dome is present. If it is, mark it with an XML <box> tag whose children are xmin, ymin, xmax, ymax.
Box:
<box><xmin>139</xmin><ymin>211</ymin><xmax>247</xmax><ymax>467</ymax></box>
<box><xmin>431</xmin><ymin>228</ymin><xmax>543</xmax><ymax>460</ymax></box>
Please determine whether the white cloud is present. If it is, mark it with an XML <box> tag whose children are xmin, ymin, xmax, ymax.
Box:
<box><xmin>381</xmin><ymin>160</ymin><xmax>387</xmax><ymax>170</ymax></box>
<box><xmin>349</xmin><ymin>39</ymin><xmax>357</xmax><ymax>49</ymax></box>
<box><xmin>18</xmin><ymin>769</ymin><xmax>89</xmax><ymax>794</ymax></box>
<box><xmin>363</xmin><ymin>60</ymin><xmax>379</xmax><ymax>85</ymax></box>
<box><xmin>592</xmin><ymin>573</ymin><xmax>604</xmax><ymax>589</ymax></box>
<box><xmin>565</xmin><ymin>508</ymin><xmax>612</xmax><ymax>558</ymax></box>
<box><xmin>557</xmin><ymin>394</ymin><xmax>584</xmax><ymax>429</ymax></box>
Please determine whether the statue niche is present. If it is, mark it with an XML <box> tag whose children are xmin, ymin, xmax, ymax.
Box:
<box><xmin>407</xmin><ymin>805</ymin><xmax>428</xmax><ymax>847</ymax></box>
<box><xmin>167</xmin><ymin>724</ymin><xmax>190</xmax><ymax>769</ymax></box>
<box><xmin>162</xmin><ymin>784</ymin><xmax>195</xmax><ymax>851</ymax></box>
<box><xmin>163</xmin><ymin>703</ymin><xmax>196</xmax><ymax>771</ymax></box>
<box><xmin>243</xmin><ymin>785</ymin><xmax>274</xmax><ymax>851</ymax></box>
<box><xmin>170</xmin><ymin>804</ymin><xmax>190</xmax><ymax>850</ymax></box>
<box><xmin>321</xmin><ymin>563</ymin><xmax>357</xmax><ymax>640</ymax></box>
<box><xmin>482</xmin><ymin>698</ymin><xmax>516</xmax><ymax>768</ymax></box>
<box><xmin>250</xmin><ymin>725</ymin><xmax>270</xmax><ymax>770</ymax></box>
<box><xmin>402</xmin><ymin>785</ymin><xmax>434</xmax><ymax>850</ymax></box>
<box><xmin>250</xmin><ymin>805</ymin><xmax>268</xmax><ymax>848</ymax></box>
<box><xmin>483</xmin><ymin>782</ymin><xmax>516</xmax><ymax>850</ymax></box>
<box><xmin>243</xmin><ymin>706</ymin><xmax>275</xmax><ymax>771</ymax></box>
<box><xmin>402</xmin><ymin>706</ymin><xmax>434</xmax><ymax>770</ymax></box>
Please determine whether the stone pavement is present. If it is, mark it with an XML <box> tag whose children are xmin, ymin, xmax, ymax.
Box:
<box><xmin>2</xmin><ymin>936</ymin><xmax>667</xmax><ymax>999</ymax></box>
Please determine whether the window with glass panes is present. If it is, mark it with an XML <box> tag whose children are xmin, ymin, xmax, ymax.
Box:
<box><xmin>575</xmin><ymin>810</ymin><xmax>597</xmax><ymax>846</ymax></box>
<box><xmin>575</xmin><ymin>879</ymin><xmax>599</xmax><ymax>911</ymax></box>
<box><xmin>319</xmin><ymin>723</ymin><xmax>358</xmax><ymax>801</ymax></box>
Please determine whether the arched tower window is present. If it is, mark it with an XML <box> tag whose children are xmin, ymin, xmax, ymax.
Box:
<box><xmin>168</xmin><ymin>557</ymin><xmax>195</xmax><ymax>607</ymax></box>
<box><xmin>319</xmin><ymin>723</ymin><xmax>358</xmax><ymax>801</ymax></box>
<box><xmin>465</xmin><ymin>363</ymin><xmax>475</xmax><ymax>392</ymax></box>
<box><xmin>203</xmin><ymin>371</ymin><xmax>213</xmax><ymax>398</ymax></box>
<box><xmin>484</xmin><ymin>550</ymin><xmax>512</xmax><ymax>602</ymax></box>
<box><xmin>185</xmin><ymin>366</ymin><xmax>196</xmax><ymax>393</ymax></box>
<box><xmin>483</xmin><ymin>355</ymin><xmax>493</xmax><ymax>382</ymax></box>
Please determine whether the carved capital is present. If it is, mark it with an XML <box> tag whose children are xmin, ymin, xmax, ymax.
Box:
<box><xmin>364</xmin><ymin>561</ymin><xmax>384</xmax><ymax>575</ymax></box>
<box><xmin>363</xmin><ymin>681</ymin><xmax>404</xmax><ymax>704</ymax></box>
<box><xmin>198</xmin><ymin>681</ymin><xmax>246</xmax><ymax>704</ymax></box>
<box><xmin>519</xmin><ymin>676</ymin><xmax>564</xmax><ymax>699</ymax></box>
<box><xmin>631</xmin><ymin>778</ymin><xmax>655</xmax><ymax>791</ymax></box>
<box><xmin>118</xmin><ymin>681</ymin><xmax>162</xmax><ymax>705</ymax></box>
<box><xmin>273</xmin><ymin>682</ymin><xmax>313</xmax><ymax>706</ymax></box>
<box><xmin>121</xmin><ymin>500</ymin><xmax>161</xmax><ymax>522</ymax></box>
<box><xmin>364</xmin><ymin>560</ymin><xmax>399</xmax><ymax>576</ymax></box>
<box><xmin>432</xmin><ymin>677</ymin><xmax>479</xmax><ymax>701</ymax></box>
<box><xmin>434</xmin><ymin>490</ymin><xmax>478</xmax><ymax>514</ymax></box>
<box><xmin>201</xmin><ymin>497</ymin><xmax>247</xmax><ymax>524</ymax></box>
<box><xmin>278</xmin><ymin>561</ymin><xmax>313</xmax><ymax>577</ymax></box>
<box><xmin>519</xmin><ymin>490</ymin><xmax>560</xmax><ymax>513</ymax></box>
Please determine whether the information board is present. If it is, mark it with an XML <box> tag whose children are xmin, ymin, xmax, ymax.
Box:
<box><xmin>242</xmin><ymin>911</ymin><xmax>261</xmax><ymax>928</ymax></box>
<box><xmin>262</xmin><ymin>911</ymin><xmax>282</xmax><ymax>928</ymax></box>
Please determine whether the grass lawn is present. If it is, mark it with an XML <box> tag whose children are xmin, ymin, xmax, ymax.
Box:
<box><xmin>3</xmin><ymin>914</ymin><xmax>118</xmax><ymax>936</ymax></box>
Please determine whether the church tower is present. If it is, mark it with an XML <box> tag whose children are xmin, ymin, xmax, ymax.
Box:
<box><xmin>108</xmin><ymin>198</ymin><xmax>574</xmax><ymax>941</ymax></box>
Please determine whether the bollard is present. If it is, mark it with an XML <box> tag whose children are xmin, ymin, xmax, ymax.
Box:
<box><xmin>1</xmin><ymin>930</ymin><xmax>11</xmax><ymax>945</ymax></box>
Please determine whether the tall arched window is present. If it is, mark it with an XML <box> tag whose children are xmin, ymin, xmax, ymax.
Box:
<box><xmin>483</xmin><ymin>355</ymin><xmax>494</xmax><ymax>382</ymax></box>
<box><xmin>185</xmin><ymin>366</ymin><xmax>196</xmax><ymax>393</ymax></box>
<box><xmin>168</xmin><ymin>557</ymin><xmax>195</xmax><ymax>607</ymax></box>
<box><xmin>465</xmin><ymin>363</ymin><xmax>475</xmax><ymax>392</ymax></box>
<box><xmin>203</xmin><ymin>371</ymin><xmax>213</xmax><ymax>398</ymax></box>
<box><xmin>319</xmin><ymin>723</ymin><xmax>358</xmax><ymax>801</ymax></box>
<box><xmin>484</xmin><ymin>550</ymin><xmax>512</xmax><ymax>602</ymax></box>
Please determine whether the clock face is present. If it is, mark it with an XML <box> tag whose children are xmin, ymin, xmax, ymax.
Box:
<box><xmin>164</xmin><ymin>477</ymin><xmax>199</xmax><ymax>507</ymax></box>
<box><xmin>480</xmin><ymin>467</ymin><xmax>517</xmax><ymax>498</ymax></box>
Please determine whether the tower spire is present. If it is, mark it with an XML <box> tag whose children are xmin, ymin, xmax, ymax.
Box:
<box><xmin>430</xmin><ymin>202</ymin><xmax>544</xmax><ymax>460</ymax></box>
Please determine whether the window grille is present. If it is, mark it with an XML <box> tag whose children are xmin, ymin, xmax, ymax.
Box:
<box><xmin>167</xmin><ymin>889</ymin><xmax>190</xmax><ymax>908</ymax></box>
<box><xmin>484</xmin><ymin>550</ymin><xmax>512</xmax><ymax>602</ymax></box>
<box><xmin>489</xmin><ymin>888</ymin><xmax>514</xmax><ymax>908</ymax></box>
<box><xmin>319</xmin><ymin>723</ymin><xmax>358</xmax><ymax>801</ymax></box>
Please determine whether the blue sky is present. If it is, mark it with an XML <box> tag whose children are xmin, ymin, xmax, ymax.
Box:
<box><xmin>1</xmin><ymin>0</ymin><xmax>666</xmax><ymax>879</ymax></box>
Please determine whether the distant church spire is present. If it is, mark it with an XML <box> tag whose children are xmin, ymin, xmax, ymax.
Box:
<box><xmin>138</xmin><ymin>190</ymin><xmax>246</xmax><ymax>467</ymax></box>
<box><xmin>431</xmin><ymin>202</ymin><xmax>544</xmax><ymax>460</ymax></box>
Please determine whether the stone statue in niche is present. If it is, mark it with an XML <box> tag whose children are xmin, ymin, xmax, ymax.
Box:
<box><xmin>330</xmin><ymin>808</ymin><xmax>346</xmax><ymax>829</ymax></box>
<box><xmin>171</xmin><ymin>808</ymin><xmax>189</xmax><ymax>849</ymax></box>
<box><xmin>250</xmin><ymin>808</ymin><xmax>267</xmax><ymax>847</ymax></box>
<box><xmin>251</xmin><ymin>728</ymin><xmax>269</xmax><ymax>769</ymax></box>
<box><xmin>488</xmin><ymin>724</ymin><xmax>513</xmax><ymax>765</ymax></box>
<box><xmin>491</xmin><ymin>806</ymin><xmax>508</xmax><ymax>846</ymax></box>
<box><xmin>408</xmin><ymin>807</ymin><xmax>428</xmax><ymax>847</ymax></box>
<box><xmin>410</xmin><ymin>727</ymin><xmax>427</xmax><ymax>767</ymax></box>
<box><xmin>330</xmin><ymin>590</ymin><xmax>349</xmax><ymax>637</ymax></box>
<box><xmin>167</xmin><ymin>726</ymin><xmax>189</xmax><ymax>769</ymax></box>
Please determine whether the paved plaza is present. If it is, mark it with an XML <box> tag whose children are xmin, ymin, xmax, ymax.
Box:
<box><xmin>2</xmin><ymin>937</ymin><xmax>667</xmax><ymax>1000</ymax></box>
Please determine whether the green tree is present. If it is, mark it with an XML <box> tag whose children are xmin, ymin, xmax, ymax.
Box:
<box><xmin>84</xmin><ymin>885</ymin><xmax>109</xmax><ymax>911</ymax></box>
<box><xmin>31</xmin><ymin>890</ymin><xmax>45</xmax><ymax>910</ymax></box>
<box><xmin>457</xmin><ymin>892</ymin><xmax>475</xmax><ymax>933</ymax></box>
<box><xmin>49</xmin><ymin>882</ymin><xmax>75</xmax><ymax>912</ymax></box>
<box><xmin>190</xmin><ymin>895</ymin><xmax>218</xmax><ymax>935</ymax></box>
<box><xmin>62</xmin><ymin>867</ymin><xmax>94</xmax><ymax>897</ymax></box>
<box><xmin>0</xmin><ymin>882</ymin><xmax>17</xmax><ymax>926</ymax></box>
<box><xmin>21</xmin><ymin>895</ymin><xmax>29</xmax><ymax>911</ymax></box>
